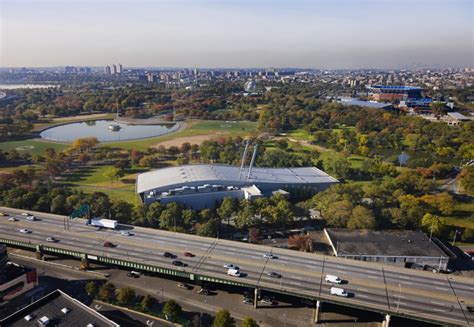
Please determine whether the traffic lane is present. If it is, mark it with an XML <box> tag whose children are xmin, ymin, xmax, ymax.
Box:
<box><xmin>0</xmin><ymin>222</ymin><xmax>467</xmax><ymax>307</ymax></box>
<box><xmin>0</xmin><ymin>232</ymin><xmax>466</xmax><ymax>325</ymax></box>
<box><xmin>0</xmin><ymin>225</ymin><xmax>466</xmax><ymax>311</ymax></box>
<box><xmin>4</xmin><ymin>211</ymin><xmax>470</xmax><ymax>296</ymax></box>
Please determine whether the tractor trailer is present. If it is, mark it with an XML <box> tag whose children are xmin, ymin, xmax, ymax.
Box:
<box><xmin>87</xmin><ymin>218</ymin><xmax>118</xmax><ymax>229</ymax></box>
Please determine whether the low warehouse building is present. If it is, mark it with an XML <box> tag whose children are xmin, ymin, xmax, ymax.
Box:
<box><xmin>136</xmin><ymin>164</ymin><xmax>338</xmax><ymax>210</ymax></box>
<box><xmin>324</xmin><ymin>228</ymin><xmax>451</xmax><ymax>271</ymax></box>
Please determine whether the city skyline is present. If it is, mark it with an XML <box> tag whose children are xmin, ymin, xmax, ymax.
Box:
<box><xmin>0</xmin><ymin>0</ymin><xmax>473</xmax><ymax>69</ymax></box>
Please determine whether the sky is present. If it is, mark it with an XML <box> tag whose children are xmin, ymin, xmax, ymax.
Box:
<box><xmin>0</xmin><ymin>0</ymin><xmax>473</xmax><ymax>68</ymax></box>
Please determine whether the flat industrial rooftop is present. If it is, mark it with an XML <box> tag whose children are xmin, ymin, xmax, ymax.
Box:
<box><xmin>1</xmin><ymin>289</ymin><xmax>118</xmax><ymax>327</ymax></box>
<box><xmin>325</xmin><ymin>228</ymin><xmax>449</xmax><ymax>258</ymax></box>
<box><xmin>137</xmin><ymin>164</ymin><xmax>338</xmax><ymax>193</ymax></box>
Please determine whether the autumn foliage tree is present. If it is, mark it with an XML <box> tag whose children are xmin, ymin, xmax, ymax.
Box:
<box><xmin>288</xmin><ymin>234</ymin><xmax>313</xmax><ymax>252</ymax></box>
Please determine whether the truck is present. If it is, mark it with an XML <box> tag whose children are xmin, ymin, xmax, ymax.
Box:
<box><xmin>87</xmin><ymin>218</ymin><xmax>118</xmax><ymax>229</ymax></box>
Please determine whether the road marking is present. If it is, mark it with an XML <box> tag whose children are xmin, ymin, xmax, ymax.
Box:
<box><xmin>292</xmin><ymin>276</ymin><xmax>303</xmax><ymax>280</ymax></box>
<box><xmin>289</xmin><ymin>281</ymin><xmax>302</xmax><ymax>286</ymax></box>
<box><xmin>398</xmin><ymin>302</ymin><xmax>408</xmax><ymax>306</ymax></box>
<box><xmin>336</xmin><ymin>265</ymin><xmax>347</xmax><ymax>269</ymax></box>
<box><xmin>367</xmin><ymin>276</ymin><xmax>378</xmax><ymax>279</ymax></box>
<box><xmin>431</xmin><ymin>301</ymin><xmax>446</xmax><ymax>306</ymax></box>
<box><xmin>432</xmin><ymin>308</ymin><xmax>445</xmax><ymax>312</ymax></box>
<box><xmin>357</xmin><ymin>294</ymin><xmax>369</xmax><ymax>298</ymax></box>
<box><xmin>357</xmin><ymin>288</ymin><xmax>369</xmax><ymax>292</ymax></box>
<box><xmin>401</xmin><ymin>281</ymin><xmax>413</xmax><ymax>285</ymax></box>
<box><xmin>435</xmin><ymin>287</ymin><xmax>449</xmax><ymax>291</ymax></box>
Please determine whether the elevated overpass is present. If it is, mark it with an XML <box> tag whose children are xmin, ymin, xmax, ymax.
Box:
<box><xmin>0</xmin><ymin>207</ymin><xmax>472</xmax><ymax>326</ymax></box>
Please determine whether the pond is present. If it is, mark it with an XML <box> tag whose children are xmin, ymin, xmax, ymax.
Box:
<box><xmin>40</xmin><ymin>120</ymin><xmax>179</xmax><ymax>142</ymax></box>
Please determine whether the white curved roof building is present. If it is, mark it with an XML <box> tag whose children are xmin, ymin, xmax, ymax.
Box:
<box><xmin>137</xmin><ymin>164</ymin><xmax>338</xmax><ymax>210</ymax></box>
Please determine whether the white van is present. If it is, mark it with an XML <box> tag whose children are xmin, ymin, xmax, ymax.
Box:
<box><xmin>227</xmin><ymin>268</ymin><xmax>241</xmax><ymax>277</ymax></box>
<box><xmin>330</xmin><ymin>287</ymin><xmax>348</xmax><ymax>297</ymax></box>
<box><xmin>325</xmin><ymin>274</ymin><xmax>342</xmax><ymax>284</ymax></box>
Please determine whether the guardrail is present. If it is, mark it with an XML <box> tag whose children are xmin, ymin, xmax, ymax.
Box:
<box><xmin>0</xmin><ymin>237</ymin><xmax>454</xmax><ymax>326</ymax></box>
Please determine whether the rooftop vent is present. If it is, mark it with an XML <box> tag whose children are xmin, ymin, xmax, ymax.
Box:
<box><xmin>61</xmin><ymin>307</ymin><xmax>70</xmax><ymax>314</ymax></box>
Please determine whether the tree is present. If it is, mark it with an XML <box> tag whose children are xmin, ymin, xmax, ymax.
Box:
<box><xmin>163</xmin><ymin>299</ymin><xmax>182</xmax><ymax>321</ymax></box>
<box><xmin>140</xmin><ymin>294</ymin><xmax>154</xmax><ymax>312</ymax></box>
<box><xmin>459</xmin><ymin>166</ymin><xmax>474</xmax><ymax>195</ymax></box>
<box><xmin>159</xmin><ymin>202</ymin><xmax>182</xmax><ymax>230</ymax></box>
<box><xmin>116</xmin><ymin>287</ymin><xmax>136</xmax><ymax>306</ymax></box>
<box><xmin>72</xmin><ymin>137</ymin><xmax>99</xmax><ymax>152</ymax></box>
<box><xmin>323</xmin><ymin>199</ymin><xmax>353</xmax><ymax>227</ymax></box>
<box><xmin>98</xmin><ymin>283</ymin><xmax>116</xmax><ymax>302</ymax></box>
<box><xmin>111</xmin><ymin>200</ymin><xmax>133</xmax><ymax>224</ymax></box>
<box><xmin>213</xmin><ymin>309</ymin><xmax>234</xmax><ymax>327</ymax></box>
<box><xmin>288</xmin><ymin>234</ymin><xmax>313</xmax><ymax>252</ymax></box>
<box><xmin>90</xmin><ymin>192</ymin><xmax>111</xmax><ymax>218</ymax></box>
<box><xmin>85</xmin><ymin>281</ymin><xmax>97</xmax><ymax>296</ymax></box>
<box><xmin>324</xmin><ymin>157</ymin><xmax>351</xmax><ymax>180</ymax></box>
<box><xmin>421</xmin><ymin>213</ymin><xmax>444</xmax><ymax>238</ymax></box>
<box><xmin>421</xmin><ymin>192</ymin><xmax>454</xmax><ymax>215</ymax></box>
<box><xmin>182</xmin><ymin>209</ymin><xmax>197</xmax><ymax>228</ymax></box>
<box><xmin>218</xmin><ymin>197</ymin><xmax>237</xmax><ymax>225</ymax></box>
<box><xmin>347</xmin><ymin>205</ymin><xmax>376</xmax><ymax>229</ymax></box>
<box><xmin>103</xmin><ymin>166</ymin><xmax>122</xmax><ymax>183</ymax></box>
<box><xmin>145</xmin><ymin>202</ymin><xmax>163</xmax><ymax>227</ymax></box>
<box><xmin>241</xmin><ymin>317</ymin><xmax>259</xmax><ymax>327</ymax></box>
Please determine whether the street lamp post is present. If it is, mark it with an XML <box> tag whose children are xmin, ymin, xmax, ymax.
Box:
<box><xmin>396</xmin><ymin>283</ymin><xmax>402</xmax><ymax>312</ymax></box>
<box><xmin>452</xmin><ymin>230</ymin><xmax>460</xmax><ymax>246</ymax></box>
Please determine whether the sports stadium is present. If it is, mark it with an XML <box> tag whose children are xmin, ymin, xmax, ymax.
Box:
<box><xmin>136</xmin><ymin>164</ymin><xmax>338</xmax><ymax>210</ymax></box>
<box><xmin>367</xmin><ymin>85</ymin><xmax>422</xmax><ymax>102</ymax></box>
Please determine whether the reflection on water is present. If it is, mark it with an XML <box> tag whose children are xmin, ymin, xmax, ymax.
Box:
<box><xmin>40</xmin><ymin>120</ymin><xmax>178</xmax><ymax>142</ymax></box>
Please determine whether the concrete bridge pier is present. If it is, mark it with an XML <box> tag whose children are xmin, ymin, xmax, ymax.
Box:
<box><xmin>80</xmin><ymin>254</ymin><xmax>89</xmax><ymax>270</ymax></box>
<box><xmin>313</xmin><ymin>300</ymin><xmax>322</xmax><ymax>324</ymax></box>
<box><xmin>382</xmin><ymin>314</ymin><xmax>391</xmax><ymax>327</ymax></box>
<box><xmin>35</xmin><ymin>245</ymin><xmax>43</xmax><ymax>260</ymax></box>
<box><xmin>253</xmin><ymin>288</ymin><xmax>259</xmax><ymax>309</ymax></box>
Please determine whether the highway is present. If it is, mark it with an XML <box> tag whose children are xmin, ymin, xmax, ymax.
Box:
<box><xmin>0</xmin><ymin>207</ymin><xmax>473</xmax><ymax>326</ymax></box>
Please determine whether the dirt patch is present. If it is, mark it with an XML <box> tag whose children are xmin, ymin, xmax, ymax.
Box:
<box><xmin>52</xmin><ymin>113</ymin><xmax>109</xmax><ymax>121</ymax></box>
<box><xmin>152</xmin><ymin>134</ymin><xmax>222</xmax><ymax>148</ymax></box>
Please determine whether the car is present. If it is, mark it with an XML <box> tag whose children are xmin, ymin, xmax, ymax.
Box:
<box><xmin>127</xmin><ymin>271</ymin><xmax>140</xmax><ymax>278</ymax></box>
<box><xmin>0</xmin><ymin>212</ymin><xmax>9</xmax><ymax>216</ymax></box>
<box><xmin>227</xmin><ymin>268</ymin><xmax>241</xmax><ymax>277</ymax></box>
<box><xmin>325</xmin><ymin>274</ymin><xmax>342</xmax><ymax>284</ymax></box>
<box><xmin>184</xmin><ymin>252</ymin><xmax>195</xmax><ymax>257</ymax></box>
<box><xmin>242</xmin><ymin>298</ymin><xmax>253</xmax><ymax>305</ymax></box>
<box><xmin>21</xmin><ymin>212</ymin><xmax>30</xmax><ymax>216</ymax></box>
<box><xmin>19</xmin><ymin>229</ymin><xmax>31</xmax><ymax>234</ymax></box>
<box><xmin>266</xmin><ymin>271</ymin><xmax>282</xmax><ymax>278</ymax></box>
<box><xmin>223</xmin><ymin>264</ymin><xmax>239</xmax><ymax>269</ymax></box>
<box><xmin>178</xmin><ymin>283</ymin><xmax>192</xmax><ymax>290</ymax></box>
<box><xmin>120</xmin><ymin>231</ymin><xmax>132</xmax><ymax>236</ymax></box>
<box><xmin>263</xmin><ymin>253</ymin><xmax>277</xmax><ymax>259</ymax></box>
<box><xmin>261</xmin><ymin>296</ymin><xmax>275</xmax><ymax>304</ymax></box>
<box><xmin>172</xmin><ymin>260</ymin><xmax>186</xmax><ymax>267</ymax></box>
<box><xmin>467</xmin><ymin>306</ymin><xmax>474</xmax><ymax>313</ymax></box>
<box><xmin>330</xmin><ymin>287</ymin><xmax>348</xmax><ymax>297</ymax></box>
<box><xmin>103</xmin><ymin>241</ymin><xmax>115</xmax><ymax>248</ymax></box>
<box><xmin>26</xmin><ymin>215</ymin><xmax>36</xmax><ymax>221</ymax></box>
<box><xmin>46</xmin><ymin>237</ymin><xmax>57</xmax><ymax>242</ymax></box>
<box><xmin>163</xmin><ymin>252</ymin><xmax>177</xmax><ymax>258</ymax></box>
<box><xmin>197</xmin><ymin>288</ymin><xmax>209</xmax><ymax>295</ymax></box>
<box><xmin>8</xmin><ymin>217</ymin><xmax>17</xmax><ymax>222</ymax></box>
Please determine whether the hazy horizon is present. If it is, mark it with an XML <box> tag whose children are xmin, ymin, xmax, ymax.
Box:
<box><xmin>1</xmin><ymin>0</ymin><xmax>473</xmax><ymax>69</ymax></box>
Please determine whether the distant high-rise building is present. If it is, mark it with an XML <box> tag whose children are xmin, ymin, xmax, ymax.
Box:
<box><xmin>105</xmin><ymin>65</ymin><xmax>111</xmax><ymax>75</ymax></box>
<box><xmin>147</xmin><ymin>73</ymin><xmax>156</xmax><ymax>83</ymax></box>
<box><xmin>118</xmin><ymin>64</ymin><xmax>123</xmax><ymax>74</ymax></box>
<box><xmin>112</xmin><ymin>64</ymin><xmax>117</xmax><ymax>75</ymax></box>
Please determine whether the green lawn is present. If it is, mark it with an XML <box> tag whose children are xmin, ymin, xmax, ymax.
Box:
<box><xmin>102</xmin><ymin>120</ymin><xmax>257</xmax><ymax>151</ymax></box>
<box><xmin>0</xmin><ymin>139</ymin><xmax>70</xmax><ymax>155</ymax></box>
<box><xmin>442</xmin><ymin>201</ymin><xmax>474</xmax><ymax>230</ymax></box>
<box><xmin>61</xmin><ymin>164</ymin><xmax>146</xmax><ymax>204</ymax></box>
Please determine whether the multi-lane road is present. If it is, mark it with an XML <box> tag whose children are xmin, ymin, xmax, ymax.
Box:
<box><xmin>0</xmin><ymin>207</ymin><xmax>473</xmax><ymax>326</ymax></box>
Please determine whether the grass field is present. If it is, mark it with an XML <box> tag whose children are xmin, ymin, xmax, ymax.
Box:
<box><xmin>102</xmin><ymin>120</ymin><xmax>257</xmax><ymax>151</ymax></box>
<box><xmin>443</xmin><ymin>201</ymin><xmax>474</xmax><ymax>230</ymax></box>
<box><xmin>0</xmin><ymin>139</ymin><xmax>70</xmax><ymax>155</ymax></box>
<box><xmin>61</xmin><ymin>164</ymin><xmax>145</xmax><ymax>204</ymax></box>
